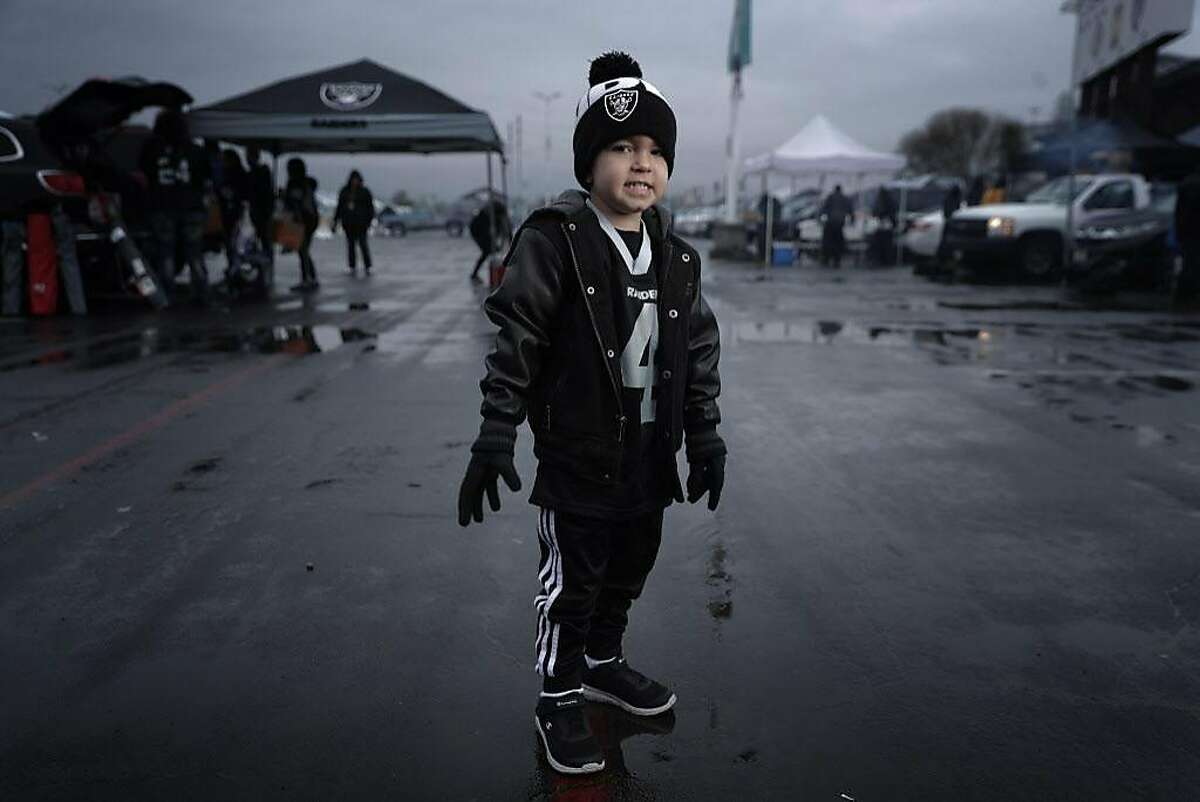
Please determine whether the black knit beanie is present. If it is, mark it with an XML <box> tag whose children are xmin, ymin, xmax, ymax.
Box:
<box><xmin>572</xmin><ymin>51</ymin><xmax>677</xmax><ymax>188</ymax></box>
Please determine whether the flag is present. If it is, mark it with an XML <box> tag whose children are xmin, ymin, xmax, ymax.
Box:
<box><xmin>728</xmin><ymin>0</ymin><xmax>752</xmax><ymax>73</ymax></box>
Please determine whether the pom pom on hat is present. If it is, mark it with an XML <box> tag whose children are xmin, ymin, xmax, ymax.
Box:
<box><xmin>588</xmin><ymin>51</ymin><xmax>642</xmax><ymax>85</ymax></box>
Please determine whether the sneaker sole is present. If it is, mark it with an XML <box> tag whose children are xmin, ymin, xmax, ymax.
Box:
<box><xmin>532</xmin><ymin>715</ymin><xmax>606</xmax><ymax>775</ymax></box>
<box><xmin>580</xmin><ymin>685</ymin><xmax>677</xmax><ymax>716</ymax></box>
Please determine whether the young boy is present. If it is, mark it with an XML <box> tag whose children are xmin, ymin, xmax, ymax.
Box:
<box><xmin>457</xmin><ymin>51</ymin><xmax>726</xmax><ymax>775</ymax></box>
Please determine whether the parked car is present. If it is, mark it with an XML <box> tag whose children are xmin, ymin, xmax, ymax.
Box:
<box><xmin>1068</xmin><ymin>183</ymin><xmax>1177</xmax><ymax>291</ymax></box>
<box><xmin>0</xmin><ymin>115</ymin><xmax>89</xmax><ymax>218</ymax></box>
<box><xmin>943</xmin><ymin>173</ymin><xmax>1155</xmax><ymax>280</ymax></box>
<box><xmin>6</xmin><ymin>78</ymin><xmax>192</xmax><ymax>306</ymax></box>
<box><xmin>376</xmin><ymin>204</ymin><xmax>445</xmax><ymax>236</ymax></box>
<box><xmin>902</xmin><ymin>210</ymin><xmax>945</xmax><ymax>266</ymax></box>
<box><xmin>674</xmin><ymin>204</ymin><xmax>722</xmax><ymax>237</ymax></box>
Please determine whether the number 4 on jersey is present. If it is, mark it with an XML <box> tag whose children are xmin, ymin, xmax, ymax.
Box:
<box><xmin>620</xmin><ymin>303</ymin><xmax>658</xmax><ymax>425</ymax></box>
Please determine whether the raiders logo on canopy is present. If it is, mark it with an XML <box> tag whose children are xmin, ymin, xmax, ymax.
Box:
<box><xmin>319</xmin><ymin>82</ymin><xmax>383</xmax><ymax>111</ymax></box>
<box><xmin>603</xmin><ymin>89</ymin><xmax>638</xmax><ymax>122</ymax></box>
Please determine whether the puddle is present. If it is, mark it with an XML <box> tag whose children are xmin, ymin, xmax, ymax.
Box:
<box><xmin>732</xmin><ymin>320</ymin><xmax>992</xmax><ymax>351</ymax></box>
<box><xmin>315</xmin><ymin>299</ymin><xmax>407</xmax><ymax>314</ymax></box>
<box><xmin>0</xmin><ymin>325</ymin><xmax>376</xmax><ymax>372</ymax></box>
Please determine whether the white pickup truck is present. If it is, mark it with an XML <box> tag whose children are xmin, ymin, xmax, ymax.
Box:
<box><xmin>940</xmin><ymin>173</ymin><xmax>1154</xmax><ymax>278</ymax></box>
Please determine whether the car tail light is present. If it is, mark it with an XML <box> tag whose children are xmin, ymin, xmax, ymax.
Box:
<box><xmin>37</xmin><ymin>170</ymin><xmax>87</xmax><ymax>196</ymax></box>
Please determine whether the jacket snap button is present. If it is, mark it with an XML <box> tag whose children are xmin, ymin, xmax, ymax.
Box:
<box><xmin>568</xmin><ymin>223</ymin><xmax>577</xmax><ymax>231</ymax></box>
<box><xmin>607</xmin><ymin>349</ymin><xmax>615</xmax><ymax>358</ymax></box>
<box><xmin>668</xmin><ymin>309</ymin><xmax>678</xmax><ymax>319</ymax></box>
<box><xmin>662</xmin><ymin>370</ymin><xmax>672</xmax><ymax>379</ymax></box>
<box><xmin>586</xmin><ymin>286</ymin><xmax>595</xmax><ymax>295</ymax></box>
<box><xmin>681</xmin><ymin>253</ymin><xmax>691</xmax><ymax>262</ymax></box>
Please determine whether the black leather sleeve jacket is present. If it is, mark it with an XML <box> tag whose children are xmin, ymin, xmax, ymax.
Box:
<box><xmin>478</xmin><ymin>190</ymin><xmax>721</xmax><ymax>485</ymax></box>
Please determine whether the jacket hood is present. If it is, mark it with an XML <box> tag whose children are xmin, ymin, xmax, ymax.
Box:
<box><xmin>542</xmin><ymin>189</ymin><xmax>674</xmax><ymax>241</ymax></box>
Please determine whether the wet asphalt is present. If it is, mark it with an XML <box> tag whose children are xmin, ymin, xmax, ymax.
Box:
<box><xmin>1</xmin><ymin>232</ymin><xmax>1199</xmax><ymax>800</ymax></box>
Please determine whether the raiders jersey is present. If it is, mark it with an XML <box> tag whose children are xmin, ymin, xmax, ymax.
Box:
<box><xmin>139</xmin><ymin>141</ymin><xmax>207</xmax><ymax>212</ymax></box>
<box><xmin>529</xmin><ymin>206</ymin><xmax>673</xmax><ymax>520</ymax></box>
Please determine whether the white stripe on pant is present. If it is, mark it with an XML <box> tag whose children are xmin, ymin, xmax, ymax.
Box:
<box><xmin>534</xmin><ymin>508</ymin><xmax>565</xmax><ymax>676</ymax></box>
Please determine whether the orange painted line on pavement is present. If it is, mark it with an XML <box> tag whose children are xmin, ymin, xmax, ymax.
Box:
<box><xmin>1</xmin><ymin>356</ymin><xmax>286</xmax><ymax>509</ymax></box>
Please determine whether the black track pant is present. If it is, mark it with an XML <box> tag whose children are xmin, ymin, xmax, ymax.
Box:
<box><xmin>470</xmin><ymin>231</ymin><xmax>492</xmax><ymax>279</ymax></box>
<box><xmin>534</xmin><ymin>507</ymin><xmax>663</xmax><ymax>691</ymax></box>
<box><xmin>345</xmin><ymin>228</ymin><xmax>371</xmax><ymax>270</ymax></box>
<box><xmin>298</xmin><ymin>224</ymin><xmax>317</xmax><ymax>285</ymax></box>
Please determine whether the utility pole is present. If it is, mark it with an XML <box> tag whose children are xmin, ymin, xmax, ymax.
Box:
<box><xmin>533</xmin><ymin>91</ymin><xmax>561</xmax><ymax>203</ymax></box>
<box><xmin>516</xmin><ymin>114</ymin><xmax>524</xmax><ymax>194</ymax></box>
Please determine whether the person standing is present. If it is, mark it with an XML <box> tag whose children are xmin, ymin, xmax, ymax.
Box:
<box><xmin>468</xmin><ymin>194</ymin><xmax>511</xmax><ymax>283</ymax></box>
<box><xmin>332</xmin><ymin>170</ymin><xmax>376</xmax><ymax>276</ymax></box>
<box><xmin>966</xmin><ymin>175</ymin><xmax>985</xmax><ymax>207</ymax></box>
<box><xmin>244</xmin><ymin>145</ymin><xmax>275</xmax><ymax>260</ymax></box>
<box><xmin>938</xmin><ymin>182</ymin><xmax>964</xmax><ymax>263</ymax></box>
<box><xmin>756</xmin><ymin>192</ymin><xmax>782</xmax><ymax>261</ymax></box>
<box><xmin>871</xmin><ymin>187</ymin><xmax>898</xmax><ymax>264</ymax></box>
<box><xmin>457</xmin><ymin>51</ymin><xmax>725</xmax><ymax>775</ymax></box>
<box><xmin>821</xmin><ymin>185</ymin><xmax>852</xmax><ymax>268</ymax></box>
<box><xmin>1175</xmin><ymin>165</ymin><xmax>1200</xmax><ymax>300</ymax></box>
<box><xmin>283</xmin><ymin>158</ymin><xmax>319</xmax><ymax>292</ymax></box>
<box><xmin>217</xmin><ymin>149</ymin><xmax>248</xmax><ymax>284</ymax></box>
<box><xmin>138</xmin><ymin>109</ymin><xmax>211</xmax><ymax>304</ymax></box>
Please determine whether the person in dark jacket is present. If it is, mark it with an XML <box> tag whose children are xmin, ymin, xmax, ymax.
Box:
<box><xmin>468</xmin><ymin>194</ymin><xmax>512</xmax><ymax>282</ymax></box>
<box><xmin>283</xmin><ymin>158</ymin><xmax>319</xmax><ymax>292</ymax></box>
<box><xmin>966</xmin><ymin>175</ymin><xmax>985</xmax><ymax>207</ymax></box>
<box><xmin>331</xmin><ymin>170</ymin><xmax>375</xmax><ymax>275</ymax></box>
<box><xmin>138</xmin><ymin>108</ymin><xmax>210</xmax><ymax>303</ymax></box>
<box><xmin>821</xmin><ymin>185</ymin><xmax>853</xmax><ymax>268</ymax></box>
<box><xmin>1176</xmin><ymin>166</ymin><xmax>1200</xmax><ymax>300</ymax></box>
<box><xmin>244</xmin><ymin>145</ymin><xmax>275</xmax><ymax>261</ymax></box>
<box><xmin>939</xmin><ymin>183</ymin><xmax>964</xmax><ymax>261</ymax></box>
<box><xmin>870</xmin><ymin>187</ymin><xmax>898</xmax><ymax>264</ymax></box>
<box><xmin>756</xmin><ymin>192</ymin><xmax>782</xmax><ymax>261</ymax></box>
<box><xmin>217</xmin><ymin>149</ymin><xmax>247</xmax><ymax>282</ymax></box>
<box><xmin>457</xmin><ymin>51</ymin><xmax>724</xmax><ymax>776</ymax></box>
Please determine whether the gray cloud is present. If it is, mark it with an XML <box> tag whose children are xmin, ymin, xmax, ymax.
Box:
<box><xmin>2</xmin><ymin>1</ymin><xmax>1196</xmax><ymax>202</ymax></box>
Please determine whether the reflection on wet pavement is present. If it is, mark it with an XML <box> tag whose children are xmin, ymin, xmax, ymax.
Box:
<box><xmin>528</xmin><ymin>703</ymin><xmax>676</xmax><ymax>800</ymax></box>
<box><xmin>707</xmin><ymin>542</ymin><xmax>734</xmax><ymax>622</ymax></box>
<box><xmin>0</xmin><ymin>325</ymin><xmax>376</xmax><ymax>372</ymax></box>
<box><xmin>730</xmin><ymin>314</ymin><xmax>1197</xmax><ymax>450</ymax></box>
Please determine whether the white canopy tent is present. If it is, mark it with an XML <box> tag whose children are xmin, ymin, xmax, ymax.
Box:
<box><xmin>743</xmin><ymin>115</ymin><xmax>905</xmax><ymax>266</ymax></box>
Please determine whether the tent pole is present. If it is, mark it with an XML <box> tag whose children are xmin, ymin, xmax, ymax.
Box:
<box><xmin>486</xmin><ymin>151</ymin><xmax>496</xmax><ymax>252</ymax></box>
<box><xmin>762</xmin><ymin>171</ymin><xmax>772</xmax><ymax>274</ymax></box>
<box><xmin>500</xmin><ymin>153</ymin><xmax>511</xmax><ymax>243</ymax></box>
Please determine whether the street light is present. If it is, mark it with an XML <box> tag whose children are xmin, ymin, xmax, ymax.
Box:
<box><xmin>533</xmin><ymin>91</ymin><xmax>561</xmax><ymax>203</ymax></box>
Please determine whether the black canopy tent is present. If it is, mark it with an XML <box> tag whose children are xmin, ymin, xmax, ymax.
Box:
<box><xmin>186</xmin><ymin>58</ymin><xmax>507</xmax><ymax>248</ymax></box>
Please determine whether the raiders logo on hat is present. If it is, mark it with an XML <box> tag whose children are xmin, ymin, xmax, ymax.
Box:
<box><xmin>320</xmin><ymin>82</ymin><xmax>383</xmax><ymax>111</ymax></box>
<box><xmin>603</xmin><ymin>89</ymin><xmax>638</xmax><ymax>122</ymax></box>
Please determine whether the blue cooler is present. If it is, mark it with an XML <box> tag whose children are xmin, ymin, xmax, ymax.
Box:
<box><xmin>771</xmin><ymin>243</ymin><xmax>795</xmax><ymax>266</ymax></box>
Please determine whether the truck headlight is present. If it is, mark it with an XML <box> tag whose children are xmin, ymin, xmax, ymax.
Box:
<box><xmin>987</xmin><ymin>217</ymin><xmax>1016</xmax><ymax>238</ymax></box>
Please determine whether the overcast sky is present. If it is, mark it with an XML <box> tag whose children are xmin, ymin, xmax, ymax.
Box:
<box><xmin>4</xmin><ymin>1</ymin><xmax>1199</xmax><ymax>202</ymax></box>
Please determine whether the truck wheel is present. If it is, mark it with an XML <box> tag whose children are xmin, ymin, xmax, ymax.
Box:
<box><xmin>446</xmin><ymin>221</ymin><xmax>464</xmax><ymax>237</ymax></box>
<box><xmin>1020</xmin><ymin>235</ymin><xmax>1061</xmax><ymax>280</ymax></box>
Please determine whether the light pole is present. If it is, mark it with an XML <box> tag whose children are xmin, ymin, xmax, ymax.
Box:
<box><xmin>533</xmin><ymin>91</ymin><xmax>561</xmax><ymax>203</ymax></box>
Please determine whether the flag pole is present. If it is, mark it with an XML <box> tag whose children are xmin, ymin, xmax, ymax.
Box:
<box><xmin>725</xmin><ymin>68</ymin><xmax>742</xmax><ymax>224</ymax></box>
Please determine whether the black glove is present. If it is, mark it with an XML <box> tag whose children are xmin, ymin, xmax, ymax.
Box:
<box><xmin>457</xmin><ymin>420</ymin><xmax>522</xmax><ymax>527</ymax></box>
<box><xmin>685</xmin><ymin>427</ymin><xmax>727</xmax><ymax>512</ymax></box>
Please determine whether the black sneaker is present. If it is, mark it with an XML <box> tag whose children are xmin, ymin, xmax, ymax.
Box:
<box><xmin>582</xmin><ymin>659</ymin><xmax>676</xmax><ymax>716</ymax></box>
<box><xmin>533</xmin><ymin>692</ymin><xmax>605</xmax><ymax>775</ymax></box>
